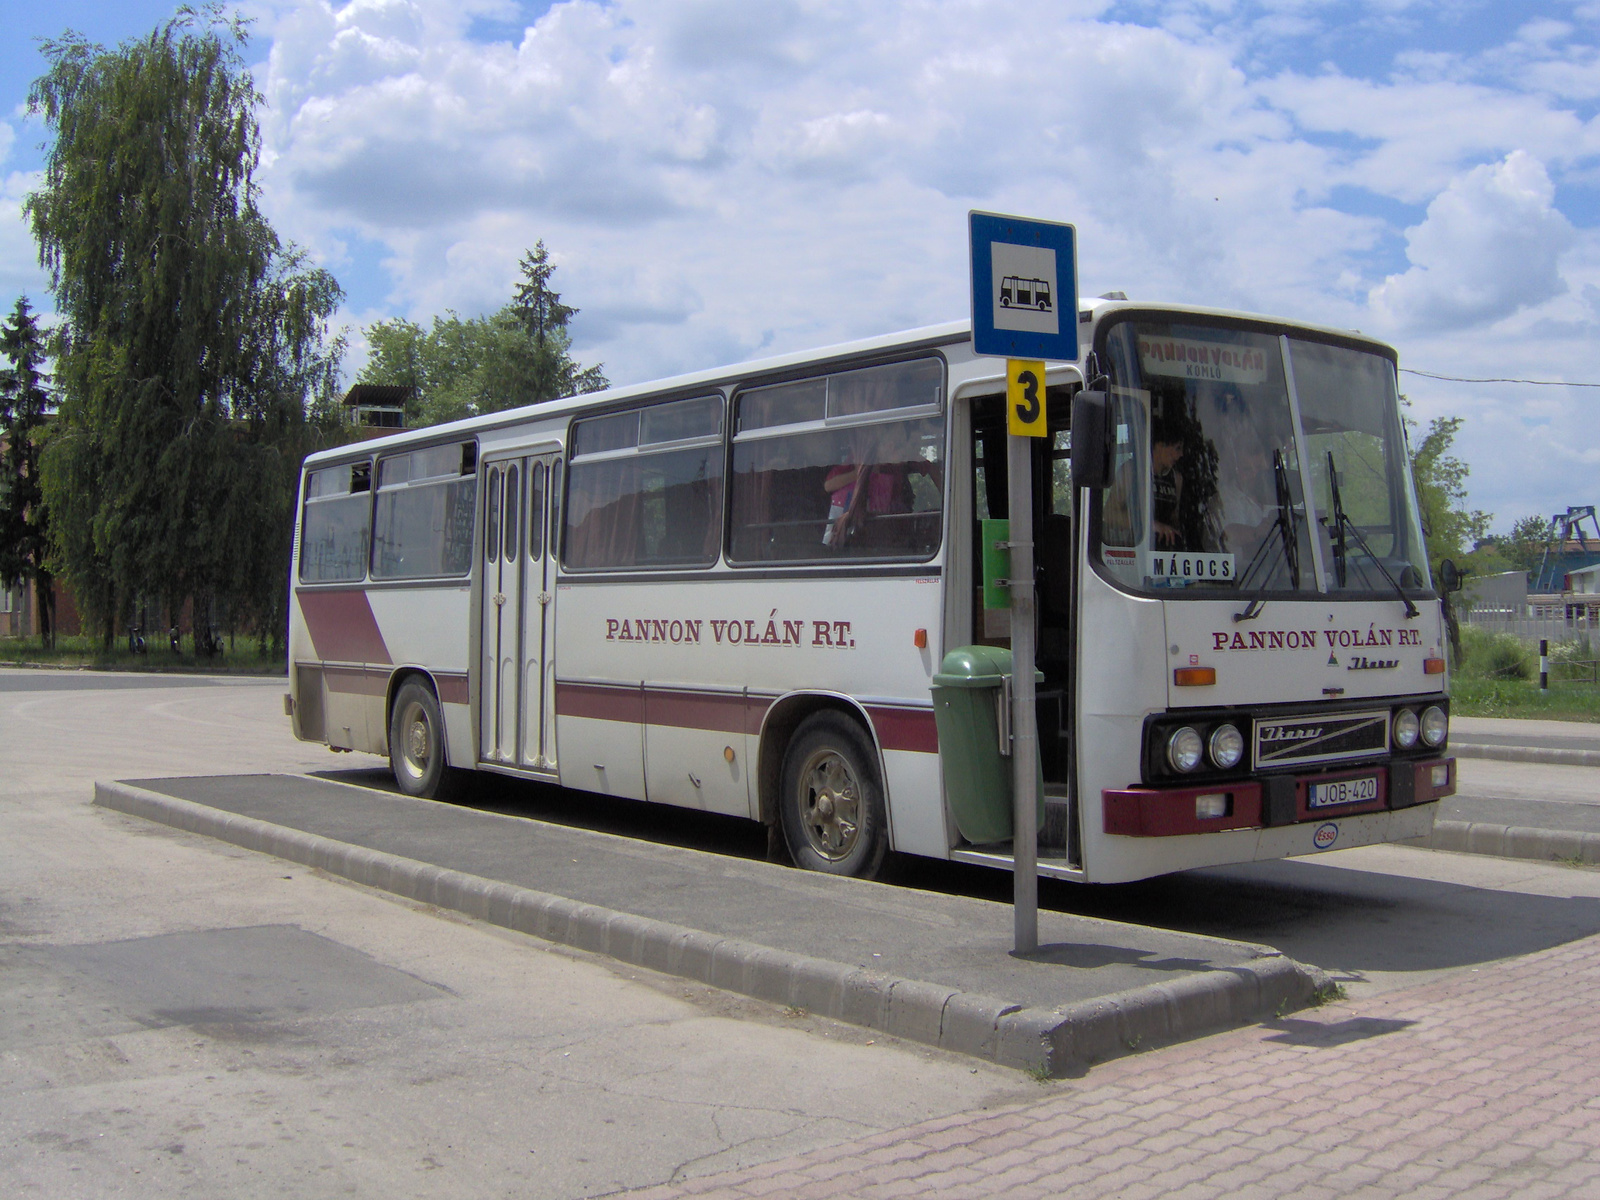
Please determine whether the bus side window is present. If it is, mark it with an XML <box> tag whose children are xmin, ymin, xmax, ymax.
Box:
<box><xmin>728</xmin><ymin>433</ymin><xmax>831</xmax><ymax>561</ymax></box>
<box><xmin>563</xmin><ymin>398</ymin><xmax>722</xmax><ymax>571</ymax></box>
<box><xmin>729</xmin><ymin>357</ymin><xmax>945</xmax><ymax>564</ymax></box>
<box><xmin>299</xmin><ymin>461</ymin><xmax>372</xmax><ymax>583</ymax></box>
<box><xmin>368</xmin><ymin>443</ymin><xmax>477</xmax><ymax>580</ymax></box>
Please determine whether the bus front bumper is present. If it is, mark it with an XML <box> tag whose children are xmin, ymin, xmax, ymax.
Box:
<box><xmin>1103</xmin><ymin>757</ymin><xmax>1455</xmax><ymax>838</ymax></box>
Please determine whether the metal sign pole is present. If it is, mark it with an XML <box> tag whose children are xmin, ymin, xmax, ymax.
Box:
<box><xmin>968</xmin><ymin>210</ymin><xmax>1077</xmax><ymax>958</ymax></box>
<box><xmin>1007</xmin><ymin>431</ymin><xmax>1039</xmax><ymax>954</ymax></box>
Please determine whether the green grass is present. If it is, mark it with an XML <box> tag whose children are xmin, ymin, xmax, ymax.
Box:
<box><xmin>1447</xmin><ymin>625</ymin><xmax>1600</xmax><ymax>721</ymax></box>
<box><xmin>1447</xmin><ymin>677</ymin><xmax>1600</xmax><ymax>722</ymax></box>
<box><xmin>0</xmin><ymin>633</ymin><xmax>285</xmax><ymax>675</ymax></box>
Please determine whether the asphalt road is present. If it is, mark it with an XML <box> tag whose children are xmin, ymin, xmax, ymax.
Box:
<box><xmin>5</xmin><ymin>667</ymin><xmax>1600</xmax><ymax>1198</ymax></box>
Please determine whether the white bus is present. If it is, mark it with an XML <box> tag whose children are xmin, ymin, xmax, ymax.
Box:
<box><xmin>288</xmin><ymin>298</ymin><xmax>1455</xmax><ymax>883</ymax></box>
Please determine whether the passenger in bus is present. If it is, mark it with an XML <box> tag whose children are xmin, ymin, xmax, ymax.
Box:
<box><xmin>1201</xmin><ymin>382</ymin><xmax>1287</xmax><ymax>557</ymax></box>
<box><xmin>821</xmin><ymin>453</ymin><xmax>861</xmax><ymax>548</ymax></box>
<box><xmin>824</xmin><ymin>423</ymin><xmax>939</xmax><ymax>550</ymax></box>
<box><xmin>1217</xmin><ymin>427</ymin><xmax>1276</xmax><ymax>552</ymax></box>
<box><xmin>1150</xmin><ymin>425</ymin><xmax>1185</xmax><ymax>548</ymax></box>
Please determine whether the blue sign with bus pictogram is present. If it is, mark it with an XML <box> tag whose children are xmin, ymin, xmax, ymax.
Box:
<box><xmin>968</xmin><ymin>211</ymin><xmax>1079</xmax><ymax>362</ymax></box>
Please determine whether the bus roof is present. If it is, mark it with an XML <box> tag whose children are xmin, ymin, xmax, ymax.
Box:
<box><xmin>306</xmin><ymin>302</ymin><xmax>1396</xmax><ymax>467</ymax></box>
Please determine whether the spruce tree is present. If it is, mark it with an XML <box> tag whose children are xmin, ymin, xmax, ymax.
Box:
<box><xmin>0</xmin><ymin>297</ymin><xmax>55</xmax><ymax>647</ymax></box>
<box><xmin>359</xmin><ymin>242</ymin><xmax>607</xmax><ymax>427</ymax></box>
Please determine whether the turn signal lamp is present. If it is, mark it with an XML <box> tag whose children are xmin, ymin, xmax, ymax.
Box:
<box><xmin>1423</xmin><ymin>657</ymin><xmax>1446</xmax><ymax>675</ymax></box>
<box><xmin>1173</xmin><ymin>666</ymin><xmax>1216</xmax><ymax>687</ymax></box>
<box><xmin>1431</xmin><ymin>763</ymin><xmax>1451</xmax><ymax>789</ymax></box>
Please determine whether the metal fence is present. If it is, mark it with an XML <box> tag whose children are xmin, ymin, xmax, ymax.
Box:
<box><xmin>1462</xmin><ymin>605</ymin><xmax>1595</xmax><ymax>646</ymax></box>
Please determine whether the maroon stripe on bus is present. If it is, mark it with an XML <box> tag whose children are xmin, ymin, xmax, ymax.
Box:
<box><xmin>554</xmin><ymin>683</ymin><xmax>936</xmax><ymax>755</ymax></box>
<box><xmin>643</xmin><ymin>688</ymin><xmax>749</xmax><ymax>735</ymax></box>
<box><xmin>866</xmin><ymin>705</ymin><xmax>939</xmax><ymax>754</ymax></box>
<box><xmin>324</xmin><ymin>665</ymin><xmax>388</xmax><ymax>697</ymax></box>
<box><xmin>296</xmin><ymin>589</ymin><xmax>392</xmax><ymax>665</ymax></box>
<box><xmin>434</xmin><ymin>672</ymin><xmax>470</xmax><ymax>705</ymax></box>
<box><xmin>745</xmin><ymin>695</ymin><xmax>774</xmax><ymax>736</ymax></box>
<box><xmin>556</xmin><ymin>681</ymin><xmax>645</xmax><ymax>724</ymax></box>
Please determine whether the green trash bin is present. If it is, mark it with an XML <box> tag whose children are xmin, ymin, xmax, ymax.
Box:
<box><xmin>931</xmin><ymin>645</ymin><xmax>1046</xmax><ymax>846</ymax></box>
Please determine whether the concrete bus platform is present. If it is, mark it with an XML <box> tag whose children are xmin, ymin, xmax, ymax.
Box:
<box><xmin>95</xmin><ymin>773</ymin><xmax>1327</xmax><ymax>1078</ymax></box>
<box><xmin>1452</xmin><ymin>715</ymin><xmax>1600</xmax><ymax>766</ymax></box>
<box><xmin>1436</xmin><ymin>717</ymin><xmax>1600</xmax><ymax>864</ymax></box>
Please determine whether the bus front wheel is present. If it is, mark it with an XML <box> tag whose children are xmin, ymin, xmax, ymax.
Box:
<box><xmin>779</xmin><ymin>712</ymin><xmax>888</xmax><ymax>878</ymax></box>
<box><xmin>390</xmin><ymin>679</ymin><xmax>464</xmax><ymax>801</ymax></box>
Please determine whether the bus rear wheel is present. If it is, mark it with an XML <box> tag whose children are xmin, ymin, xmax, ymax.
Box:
<box><xmin>390</xmin><ymin>679</ymin><xmax>464</xmax><ymax>801</ymax></box>
<box><xmin>779</xmin><ymin>712</ymin><xmax>888</xmax><ymax>878</ymax></box>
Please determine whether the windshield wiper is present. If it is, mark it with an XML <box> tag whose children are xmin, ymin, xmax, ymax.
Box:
<box><xmin>1235</xmin><ymin>449</ymin><xmax>1301</xmax><ymax>596</ymax></box>
<box><xmin>1326</xmin><ymin>450</ymin><xmax>1348</xmax><ymax>588</ymax></box>
<box><xmin>1323</xmin><ymin>451</ymin><xmax>1419</xmax><ymax>619</ymax></box>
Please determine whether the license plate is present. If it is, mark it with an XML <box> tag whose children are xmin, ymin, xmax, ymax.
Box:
<box><xmin>1308</xmin><ymin>775</ymin><xmax>1379</xmax><ymax>808</ymax></box>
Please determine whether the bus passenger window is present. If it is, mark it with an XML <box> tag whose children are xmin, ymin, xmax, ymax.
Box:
<box><xmin>564</xmin><ymin>397</ymin><xmax>723</xmax><ymax>571</ymax></box>
<box><xmin>729</xmin><ymin>356</ymin><xmax>945</xmax><ymax>563</ymax></box>
<box><xmin>299</xmin><ymin>461</ymin><xmax>372</xmax><ymax>583</ymax></box>
<box><xmin>367</xmin><ymin>443</ymin><xmax>477</xmax><ymax>580</ymax></box>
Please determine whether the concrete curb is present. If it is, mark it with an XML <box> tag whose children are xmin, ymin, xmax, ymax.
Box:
<box><xmin>1452</xmin><ymin>742</ymin><xmax>1600</xmax><ymax>769</ymax></box>
<box><xmin>1415</xmin><ymin>818</ymin><xmax>1600</xmax><ymax>866</ymax></box>
<box><xmin>95</xmin><ymin>779</ymin><xmax>1330</xmax><ymax>1077</ymax></box>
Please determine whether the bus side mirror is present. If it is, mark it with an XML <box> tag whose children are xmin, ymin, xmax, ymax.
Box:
<box><xmin>1070</xmin><ymin>390</ymin><xmax>1111</xmax><ymax>490</ymax></box>
<box><xmin>1439</xmin><ymin>558</ymin><xmax>1464</xmax><ymax>593</ymax></box>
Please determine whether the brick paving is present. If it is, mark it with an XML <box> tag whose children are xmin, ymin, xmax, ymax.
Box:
<box><xmin>622</xmin><ymin>932</ymin><xmax>1600</xmax><ymax>1199</ymax></box>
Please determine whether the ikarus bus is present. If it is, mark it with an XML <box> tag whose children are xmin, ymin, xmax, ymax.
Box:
<box><xmin>287</xmin><ymin>297</ymin><xmax>1454</xmax><ymax>883</ymax></box>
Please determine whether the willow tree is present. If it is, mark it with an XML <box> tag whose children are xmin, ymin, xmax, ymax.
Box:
<box><xmin>26</xmin><ymin>6</ymin><xmax>344</xmax><ymax>650</ymax></box>
<box><xmin>0</xmin><ymin>297</ymin><xmax>55</xmax><ymax>646</ymax></box>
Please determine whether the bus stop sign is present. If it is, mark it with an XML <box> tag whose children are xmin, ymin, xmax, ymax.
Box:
<box><xmin>968</xmin><ymin>211</ymin><xmax>1079</xmax><ymax>363</ymax></box>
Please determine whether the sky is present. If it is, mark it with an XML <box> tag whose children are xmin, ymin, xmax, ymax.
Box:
<box><xmin>2</xmin><ymin>0</ymin><xmax>1598</xmax><ymax>534</ymax></box>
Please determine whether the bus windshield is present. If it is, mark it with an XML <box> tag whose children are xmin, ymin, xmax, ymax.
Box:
<box><xmin>1095</xmin><ymin>316</ymin><xmax>1430</xmax><ymax>598</ymax></box>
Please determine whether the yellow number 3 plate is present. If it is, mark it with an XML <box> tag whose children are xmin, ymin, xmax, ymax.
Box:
<box><xmin>1006</xmin><ymin>358</ymin><xmax>1048</xmax><ymax>437</ymax></box>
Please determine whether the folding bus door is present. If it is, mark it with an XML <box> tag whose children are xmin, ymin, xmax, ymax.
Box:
<box><xmin>479</xmin><ymin>458</ymin><xmax>525</xmax><ymax>764</ymax></box>
<box><xmin>519</xmin><ymin>453</ymin><xmax>560</xmax><ymax>773</ymax></box>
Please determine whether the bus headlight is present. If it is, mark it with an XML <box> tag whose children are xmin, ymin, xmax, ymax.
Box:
<box><xmin>1393</xmin><ymin>709</ymin><xmax>1419</xmax><ymax>749</ymax></box>
<box><xmin>1167</xmin><ymin>726</ymin><xmax>1203</xmax><ymax>773</ymax></box>
<box><xmin>1421</xmin><ymin>705</ymin><xmax>1448</xmax><ymax>747</ymax></box>
<box><xmin>1208</xmin><ymin>724</ymin><xmax>1244</xmax><ymax>770</ymax></box>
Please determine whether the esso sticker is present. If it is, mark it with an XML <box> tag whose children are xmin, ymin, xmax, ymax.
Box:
<box><xmin>1312</xmin><ymin>823</ymin><xmax>1340</xmax><ymax>850</ymax></box>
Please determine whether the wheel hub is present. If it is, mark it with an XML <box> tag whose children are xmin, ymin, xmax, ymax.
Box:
<box><xmin>398</xmin><ymin>702</ymin><xmax>431</xmax><ymax>780</ymax></box>
<box><xmin>801</xmin><ymin>750</ymin><xmax>859</xmax><ymax>860</ymax></box>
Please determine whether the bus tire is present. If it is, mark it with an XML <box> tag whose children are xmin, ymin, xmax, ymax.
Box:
<box><xmin>779</xmin><ymin>712</ymin><xmax>888</xmax><ymax>878</ymax></box>
<box><xmin>390</xmin><ymin>679</ymin><xmax>464</xmax><ymax>801</ymax></box>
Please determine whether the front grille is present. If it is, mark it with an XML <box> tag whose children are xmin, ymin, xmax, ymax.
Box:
<box><xmin>1253</xmin><ymin>709</ymin><xmax>1388</xmax><ymax>771</ymax></box>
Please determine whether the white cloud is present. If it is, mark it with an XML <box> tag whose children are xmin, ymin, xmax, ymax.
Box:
<box><xmin>0</xmin><ymin>168</ymin><xmax>49</xmax><ymax>308</ymax></box>
<box><xmin>217</xmin><ymin>0</ymin><xmax>1600</xmax><ymax>527</ymax></box>
<box><xmin>1370</xmin><ymin>152</ymin><xmax>1576</xmax><ymax>333</ymax></box>
<box><xmin>1261</xmin><ymin>72</ymin><xmax>1599</xmax><ymax>202</ymax></box>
